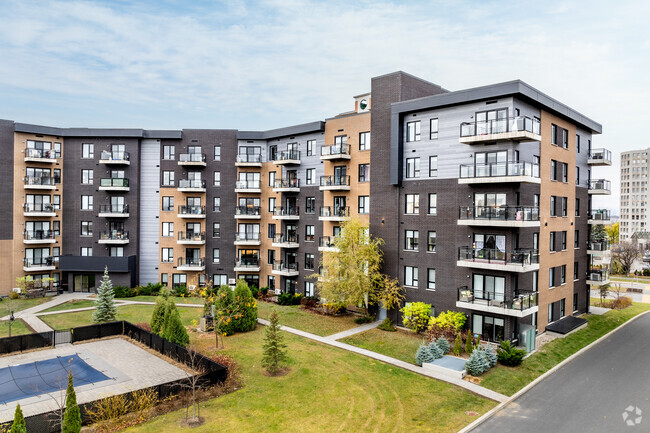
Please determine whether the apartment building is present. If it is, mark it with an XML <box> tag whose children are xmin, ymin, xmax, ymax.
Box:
<box><xmin>620</xmin><ymin>149</ymin><xmax>648</xmax><ymax>243</ymax></box>
<box><xmin>0</xmin><ymin>71</ymin><xmax>608</xmax><ymax>343</ymax></box>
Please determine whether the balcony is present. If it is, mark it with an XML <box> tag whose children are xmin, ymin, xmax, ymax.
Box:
<box><xmin>272</xmin><ymin>150</ymin><xmax>301</xmax><ymax>165</ymax></box>
<box><xmin>588</xmin><ymin>240</ymin><xmax>610</xmax><ymax>256</ymax></box>
<box><xmin>458</xmin><ymin>161</ymin><xmax>540</xmax><ymax>184</ymax></box>
<box><xmin>320</xmin><ymin>143</ymin><xmax>351</xmax><ymax>160</ymax></box>
<box><xmin>99</xmin><ymin>178</ymin><xmax>130</xmax><ymax>191</ymax></box>
<box><xmin>234</xmin><ymin>232</ymin><xmax>261</xmax><ymax>246</ymax></box>
<box><xmin>234</xmin><ymin>258</ymin><xmax>261</xmax><ymax>273</ymax></box>
<box><xmin>24</xmin><ymin>176</ymin><xmax>57</xmax><ymax>190</ymax></box>
<box><xmin>235</xmin><ymin>206</ymin><xmax>262</xmax><ymax>219</ymax></box>
<box><xmin>272</xmin><ymin>207</ymin><xmax>300</xmax><ymax>220</ymax></box>
<box><xmin>178</xmin><ymin>153</ymin><xmax>207</xmax><ymax>167</ymax></box>
<box><xmin>177</xmin><ymin>231</ymin><xmax>206</xmax><ymax>245</ymax></box>
<box><xmin>271</xmin><ymin>261</ymin><xmax>299</xmax><ymax>277</ymax></box>
<box><xmin>23</xmin><ymin>257</ymin><xmax>57</xmax><ymax>272</ymax></box>
<box><xmin>459</xmin><ymin>116</ymin><xmax>541</xmax><ymax>144</ymax></box>
<box><xmin>177</xmin><ymin>257</ymin><xmax>205</xmax><ymax>271</ymax></box>
<box><xmin>588</xmin><ymin>210</ymin><xmax>612</xmax><ymax>225</ymax></box>
<box><xmin>177</xmin><ymin>205</ymin><xmax>206</xmax><ymax>219</ymax></box>
<box><xmin>23</xmin><ymin>230</ymin><xmax>56</xmax><ymax>244</ymax></box>
<box><xmin>318</xmin><ymin>236</ymin><xmax>339</xmax><ymax>252</ymax></box>
<box><xmin>98</xmin><ymin>231</ymin><xmax>129</xmax><ymax>244</ymax></box>
<box><xmin>98</xmin><ymin>204</ymin><xmax>129</xmax><ymax>218</ymax></box>
<box><xmin>587</xmin><ymin>268</ymin><xmax>610</xmax><ymax>286</ymax></box>
<box><xmin>458</xmin><ymin>206</ymin><xmax>540</xmax><ymax>227</ymax></box>
<box><xmin>319</xmin><ymin>175</ymin><xmax>351</xmax><ymax>191</ymax></box>
<box><xmin>588</xmin><ymin>148</ymin><xmax>612</xmax><ymax>166</ymax></box>
<box><xmin>235</xmin><ymin>154</ymin><xmax>263</xmax><ymax>167</ymax></box>
<box><xmin>99</xmin><ymin>151</ymin><xmax>130</xmax><ymax>165</ymax></box>
<box><xmin>273</xmin><ymin>179</ymin><xmax>300</xmax><ymax>193</ymax></box>
<box><xmin>23</xmin><ymin>203</ymin><xmax>56</xmax><ymax>217</ymax></box>
<box><xmin>457</xmin><ymin>247</ymin><xmax>539</xmax><ymax>273</ymax></box>
<box><xmin>272</xmin><ymin>234</ymin><xmax>300</xmax><ymax>248</ymax></box>
<box><xmin>588</xmin><ymin>179</ymin><xmax>611</xmax><ymax>195</ymax></box>
<box><xmin>178</xmin><ymin>179</ymin><xmax>206</xmax><ymax>192</ymax></box>
<box><xmin>24</xmin><ymin>148</ymin><xmax>57</xmax><ymax>163</ymax></box>
<box><xmin>456</xmin><ymin>286</ymin><xmax>538</xmax><ymax>318</ymax></box>
<box><xmin>235</xmin><ymin>180</ymin><xmax>261</xmax><ymax>193</ymax></box>
<box><xmin>319</xmin><ymin>206</ymin><xmax>350</xmax><ymax>221</ymax></box>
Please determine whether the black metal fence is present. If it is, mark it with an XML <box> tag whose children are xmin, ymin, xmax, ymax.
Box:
<box><xmin>0</xmin><ymin>321</ymin><xmax>227</xmax><ymax>432</ymax></box>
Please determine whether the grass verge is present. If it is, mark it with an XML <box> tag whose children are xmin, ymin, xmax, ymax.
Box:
<box><xmin>0</xmin><ymin>297</ymin><xmax>51</xmax><ymax>314</ymax></box>
<box><xmin>257</xmin><ymin>301</ymin><xmax>358</xmax><ymax>337</ymax></box>
<box><xmin>0</xmin><ymin>319</ymin><xmax>33</xmax><ymax>338</ymax></box>
<box><xmin>40</xmin><ymin>299</ymin><xmax>98</xmax><ymax>313</ymax></box>
<box><xmin>117</xmin><ymin>296</ymin><xmax>205</xmax><ymax>305</ymax></box>
<box><xmin>340</xmin><ymin>328</ymin><xmax>425</xmax><ymax>364</ymax></box>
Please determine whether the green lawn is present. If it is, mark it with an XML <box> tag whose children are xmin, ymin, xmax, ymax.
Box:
<box><xmin>340</xmin><ymin>328</ymin><xmax>426</xmax><ymax>364</ymax></box>
<box><xmin>480</xmin><ymin>302</ymin><xmax>650</xmax><ymax>396</ymax></box>
<box><xmin>40</xmin><ymin>304</ymin><xmax>202</xmax><ymax>330</ymax></box>
<box><xmin>0</xmin><ymin>297</ymin><xmax>51</xmax><ymax>314</ymax></box>
<box><xmin>40</xmin><ymin>299</ymin><xmax>98</xmax><ymax>313</ymax></box>
<box><xmin>257</xmin><ymin>301</ymin><xmax>359</xmax><ymax>337</ymax></box>
<box><xmin>125</xmin><ymin>326</ymin><xmax>495</xmax><ymax>433</ymax></box>
<box><xmin>0</xmin><ymin>319</ymin><xmax>33</xmax><ymax>338</ymax></box>
<box><xmin>117</xmin><ymin>296</ymin><xmax>205</xmax><ymax>305</ymax></box>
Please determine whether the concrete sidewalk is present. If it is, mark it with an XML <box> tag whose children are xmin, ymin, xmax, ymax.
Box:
<box><xmin>324</xmin><ymin>320</ymin><xmax>381</xmax><ymax>341</ymax></box>
<box><xmin>1</xmin><ymin>293</ymin><xmax>94</xmax><ymax>333</ymax></box>
<box><xmin>257</xmin><ymin>318</ymin><xmax>507</xmax><ymax>402</ymax></box>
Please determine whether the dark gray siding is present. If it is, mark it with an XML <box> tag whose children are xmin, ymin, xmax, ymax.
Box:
<box><xmin>0</xmin><ymin>120</ymin><xmax>14</xmax><ymax>240</ymax></box>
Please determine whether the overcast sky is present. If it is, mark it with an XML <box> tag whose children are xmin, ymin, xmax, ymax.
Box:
<box><xmin>1</xmin><ymin>0</ymin><xmax>648</xmax><ymax>212</ymax></box>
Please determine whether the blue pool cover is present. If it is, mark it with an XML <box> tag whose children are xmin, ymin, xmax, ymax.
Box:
<box><xmin>0</xmin><ymin>354</ymin><xmax>110</xmax><ymax>405</ymax></box>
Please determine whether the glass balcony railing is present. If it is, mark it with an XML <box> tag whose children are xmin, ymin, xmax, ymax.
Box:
<box><xmin>25</xmin><ymin>148</ymin><xmax>57</xmax><ymax>159</ymax></box>
<box><xmin>321</xmin><ymin>143</ymin><xmax>350</xmax><ymax>157</ymax></box>
<box><xmin>589</xmin><ymin>179</ymin><xmax>611</xmax><ymax>192</ymax></box>
<box><xmin>319</xmin><ymin>236</ymin><xmax>338</xmax><ymax>248</ymax></box>
<box><xmin>589</xmin><ymin>148</ymin><xmax>612</xmax><ymax>163</ymax></box>
<box><xmin>178</xmin><ymin>153</ymin><xmax>206</xmax><ymax>163</ymax></box>
<box><xmin>458</xmin><ymin>246</ymin><xmax>539</xmax><ymax>266</ymax></box>
<box><xmin>320</xmin><ymin>175</ymin><xmax>350</xmax><ymax>187</ymax></box>
<box><xmin>178</xmin><ymin>205</ymin><xmax>206</xmax><ymax>215</ymax></box>
<box><xmin>24</xmin><ymin>176</ymin><xmax>56</xmax><ymax>186</ymax></box>
<box><xmin>100</xmin><ymin>178</ymin><xmax>129</xmax><ymax>188</ymax></box>
<box><xmin>588</xmin><ymin>210</ymin><xmax>611</xmax><ymax>221</ymax></box>
<box><xmin>272</xmin><ymin>261</ymin><xmax>299</xmax><ymax>272</ymax></box>
<box><xmin>178</xmin><ymin>232</ymin><xmax>206</xmax><ymax>242</ymax></box>
<box><xmin>23</xmin><ymin>230</ymin><xmax>55</xmax><ymax>241</ymax></box>
<box><xmin>274</xmin><ymin>179</ymin><xmax>300</xmax><ymax>189</ymax></box>
<box><xmin>236</xmin><ymin>154</ymin><xmax>263</xmax><ymax>163</ymax></box>
<box><xmin>23</xmin><ymin>257</ymin><xmax>56</xmax><ymax>268</ymax></box>
<box><xmin>100</xmin><ymin>151</ymin><xmax>130</xmax><ymax>162</ymax></box>
<box><xmin>319</xmin><ymin>206</ymin><xmax>350</xmax><ymax>218</ymax></box>
<box><xmin>588</xmin><ymin>240</ymin><xmax>610</xmax><ymax>251</ymax></box>
<box><xmin>457</xmin><ymin>286</ymin><xmax>538</xmax><ymax>311</ymax></box>
<box><xmin>459</xmin><ymin>206</ymin><xmax>540</xmax><ymax>222</ymax></box>
<box><xmin>273</xmin><ymin>207</ymin><xmax>299</xmax><ymax>217</ymax></box>
<box><xmin>235</xmin><ymin>232</ymin><xmax>261</xmax><ymax>242</ymax></box>
<box><xmin>588</xmin><ymin>268</ymin><xmax>609</xmax><ymax>282</ymax></box>
<box><xmin>235</xmin><ymin>258</ymin><xmax>260</xmax><ymax>268</ymax></box>
<box><xmin>273</xmin><ymin>234</ymin><xmax>299</xmax><ymax>244</ymax></box>
<box><xmin>178</xmin><ymin>179</ymin><xmax>206</xmax><ymax>189</ymax></box>
<box><xmin>236</xmin><ymin>180</ymin><xmax>261</xmax><ymax>190</ymax></box>
<box><xmin>98</xmin><ymin>204</ymin><xmax>129</xmax><ymax>214</ymax></box>
<box><xmin>460</xmin><ymin>116</ymin><xmax>540</xmax><ymax>138</ymax></box>
<box><xmin>24</xmin><ymin>203</ymin><xmax>55</xmax><ymax>213</ymax></box>
<box><xmin>274</xmin><ymin>150</ymin><xmax>300</xmax><ymax>162</ymax></box>
<box><xmin>459</xmin><ymin>161</ymin><xmax>540</xmax><ymax>179</ymax></box>
<box><xmin>100</xmin><ymin>231</ymin><xmax>129</xmax><ymax>241</ymax></box>
<box><xmin>236</xmin><ymin>206</ymin><xmax>261</xmax><ymax>216</ymax></box>
<box><xmin>177</xmin><ymin>257</ymin><xmax>205</xmax><ymax>267</ymax></box>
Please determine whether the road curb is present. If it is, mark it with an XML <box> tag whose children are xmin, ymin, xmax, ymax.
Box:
<box><xmin>457</xmin><ymin>309</ymin><xmax>650</xmax><ymax>433</ymax></box>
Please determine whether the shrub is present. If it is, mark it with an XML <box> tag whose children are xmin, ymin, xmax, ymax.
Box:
<box><xmin>377</xmin><ymin>317</ymin><xmax>397</xmax><ymax>332</ymax></box>
<box><xmin>415</xmin><ymin>343</ymin><xmax>435</xmax><ymax>366</ymax></box>
<box><xmin>485</xmin><ymin>346</ymin><xmax>498</xmax><ymax>368</ymax></box>
<box><xmin>300</xmin><ymin>296</ymin><xmax>319</xmax><ymax>309</ymax></box>
<box><xmin>231</xmin><ymin>280</ymin><xmax>258</xmax><ymax>332</ymax></box>
<box><xmin>436</xmin><ymin>336</ymin><xmax>450</xmax><ymax>354</ymax></box>
<box><xmin>453</xmin><ymin>333</ymin><xmax>463</xmax><ymax>356</ymax></box>
<box><xmin>9</xmin><ymin>291</ymin><xmax>21</xmax><ymax>300</ymax></box>
<box><xmin>428</xmin><ymin>310</ymin><xmax>467</xmax><ymax>332</ymax></box>
<box><xmin>260</xmin><ymin>286</ymin><xmax>269</xmax><ymax>296</ymax></box>
<box><xmin>465</xmin><ymin>331</ymin><xmax>474</xmax><ymax>355</ymax></box>
<box><xmin>465</xmin><ymin>348</ymin><xmax>490</xmax><ymax>376</ymax></box>
<box><xmin>277</xmin><ymin>292</ymin><xmax>302</xmax><ymax>306</ymax></box>
<box><xmin>400</xmin><ymin>302</ymin><xmax>432</xmax><ymax>333</ymax></box>
<box><xmin>10</xmin><ymin>403</ymin><xmax>26</xmax><ymax>433</ymax></box>
<box><xmin>150</xmin><ymin>292</ymin><xmax>169</xmax><ymax>335</ymax></box>
<box><xmin>497</xmin><ymin>340</ymin><xmax>526</xmax><ymax>367</ymax></box>
<box><xmin>323</xmin><ymin>302</ymin><xmax>346</xmax><ymax>315</ymax></box>
<box><xmin>608</xmin><ymin>296</ymin><xmax>633</xmax><ymax>310</ymax></box>
<box><xmin>162</xmin><ymin>302</ymin><xmax>190</xmax><ymax>346</ymax></box>
<box><xmin>354</xmin><ymin>315</ymin><xmax>375</xmax><ymax>324</ymax></box>
<box><xmin>62</xmin><ymin>371</ymin><xmax>81</xmax><ymax>433</ymax></box>
<box><xmin>171</xmin><ymin>284</ymin><xmax>189</xmax><ymax>297</ymax></box>
<box><xmin>113</xmin><ymin>285</ymin><xmax>135</xmax><ymax>298</ymax></box>
<box><xmin>250</xmin><ymin>285</ymin><xmax>260</xmax><ymax>299</ymax></box>
<box><xmin>214</xmin><ymin>285</ymin><xmax>237</xmax><ymax>336</ymax></box>
<box><xmin>136</xmin><ymin>282</ymin><xmax>163</xmax><ymax>297</ymax></box>
<box><xmin>427</xmin><ymin>340</ymin><xmax>443</xmax><ymax>359</ymax></box>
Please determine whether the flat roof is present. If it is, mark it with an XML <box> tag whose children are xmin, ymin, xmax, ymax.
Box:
<box><xmin>237</xmin><ymin>120</ymin><xmax>325</xmax><ymax>140</ymax></box>
<box><xmin>13</xmin><ymin>122</ymin><xmax>182</xmax><ymax>139</ymax></box>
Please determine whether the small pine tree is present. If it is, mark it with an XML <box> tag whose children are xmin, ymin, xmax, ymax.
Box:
<box><xmin>92</xmin><ymin>267</ymin><xmax>117</xmax><ymax>323</ymax></box>
<box><xmin>10</xmin><ymin>403</ymin><xmax>26</xmax><ymax>433</ymax></box>
<box><xmin>453</xmin><ymin>333</ymin><xmax>463</xmax><ymax>356</ymax></box>
<box><xmin>465</xmin><ymin>330</ymin><xmax>474</xmax><ymax>355</ymax></box>
<box><xmin>232</xmin><ymin>280</ymin><xmax>258</xmax><ymax>332</ymax></box>
<box><xmin>465</xmin><ymin>348</ymin><xmax>490</xmax><ymax>376</ymax></box>
<box><xmin>427</xmin><ymin>340</ymin><xmax>444</xmax><ymax>359</ymax></box>
<box><xmin>150</xmin><ymin>292</ymin><xmax>169</xmax><ymax>335</ymax></box>
<box><xmin>485</xmin><ymin>346</ymin><xmax>498</xmax><ymax>368</ymax></box>
<box><xmin>436</xmin><ymin>336</ymin><xmax>450</xmax><ymax>354</ymax></box>
<box><xmin>62</xmin><ymin>371</ymin><xmax>81</xmax><ymax>433</ymax></box>
<box><xmin>162</xmin><ymin>302</ymin><xmax>190</xmax><ymax>346</ymax></box>
<box><xmin>475</xmin><ymin>335</ymin><xmax>482</xmax><ymax>350</ymax></box>
<box><xmin>215</xmin><ymin>285</ymin><xmax>237</xmax><ymax>336</ymax></box>
<box><xmin>415</xmin><ymin>343</ymin><xmax>435</xmax><ymax>366</ymax></box>
<box><xmin>261</xmin><ymin>309</ymin><xmax>288</xmax><ymax>374</ymax></box>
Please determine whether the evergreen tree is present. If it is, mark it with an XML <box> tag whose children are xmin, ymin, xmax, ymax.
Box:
<box><xmin>261</xmin><ymin>309</ymin><xmax>288</xmax><ymax>374</ymax></box>
<box><xmin>427</xmin><ymin>340</ymin><xmax>444</xmax><ymax>359</ymax></box>
<box><xmin>10</xmin><ymin>403</ymin><xmax>26</xmax><ymax>433</ymax></box>
<box><xmin>162</xmin><ymin>302</ymin><xmax>190</xmax><ymax>346</ymax></box>
<box><xmin>150</xmin><ymin>290</ymin><xmax>170</xmax><ymax>335</ymax></box>
<box><xmin>62</xmin><ymin>371</ymin><xmax>81</xmax><ymax>433</ymax></box>
<box><xmin>415</xmin><ymin>342</ymin><xmax>435</xmax><ymax>366</ymax></box>
<box><xmin>214</xmin><ymin>285</ymin><xmax>237</xmax><ymax>336</ymax></box>
<box><xmin>232</xmin><ymin>280</ymin><xmax>258</xmax><ymax>332</ymax></box>
<box><xmin>453</xmin><ymin>333</ymin><xmax>463</xmax><ymax>356</ymax></box>
<box><xmin>485</xmin><ymin>346</ymin><xmax>498</xmax><ymax>368</ymax></box>
<box><xmin>92</xmin><ymin>267</ymin><xmax>117</xmax><ymax>323</ymax></box>
<box><xmin>465</xmin><ymin>348</ymin><xmax>490</xmax><ymax>376</ymax></box>
<box><xmin>436</xmin><ymin>336</ymin><xmax>450</xmax><ymax>354</ymax></box>
<box><xmin>465</xmin><ymin>330</ymin><xmax>474</xmax><ymax>355</ymax></box>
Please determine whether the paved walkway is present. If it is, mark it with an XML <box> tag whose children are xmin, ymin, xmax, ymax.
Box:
<box><xmin>1</xmin><ymin>293</ymin><xmax>93</xmax><ymax>333</ymax></box>
<box><xmin>257</xmin><ymin>318</ymin><xmax>507</xmax><ymax>402</ymax></box>
<box><xmin>323</xmin><ymin>320</ymin><xmax>381</xmax><ymax>341</ymax></box>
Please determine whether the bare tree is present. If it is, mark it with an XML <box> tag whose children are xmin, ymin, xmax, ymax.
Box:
<box><xmin>599</xmin><ymin>283</ymin><xmax>610</xmax><ymax>306</ymax></box>
<box><xmin>614</xmin><ymin>240</ymin><xmax>642</xmax><ymax>276</ymax></box>
<box><xmin>3</xmin><ymin>298</ymin><xmax>18</xmax><ymax>337</ymax></box>
<box><xmin>180</xmin><ymin>347</ymin><xmax>206</xmax><ymax>425</ymax></box>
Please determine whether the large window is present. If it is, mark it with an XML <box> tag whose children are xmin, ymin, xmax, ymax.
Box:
<box><xmin>305</xmin><ymin>281</ymin><xmax>314</xmax><ymax>297</ymax></box>
<box><xmin>163</xmin><ymin>145</ymin><xmax>175</xmax><ymax>160</ymax></box>
<box><xmin>81</xmin><ymin>169</ymin><xmax>93</xmax><ymax>185</ymax></box>
<box><xmin>213</xmin><ymin>197</ymin><xmax>221</xmax><ymax>212</ymax></box>
<box><xmin>81</xmin><ymin>247</ymin><xmax>92</xmax><ymax>256</ymax></box>
<box><xmin>213</xmin><ymin>222</ymin><xmax>220</xmax><ymax>238</ymax></box>
<box><xmin>162</xmin><ymin>171</ymin><xmax>175</xmax><ymax>186</ymax></box>
<box><xmin>306</xmin><ymin>168</ymin><xmax>315</xmax><ymax>185</ymax></box>
<box><xmin>213</xmin><ymin>248</ymin><xmax>220</xmax><ymax>264</ymax></box>
<box><xmin>405</xmin><ymin>230</ymin><xmax>419</xmax><ymax>251</ymax></box>
<box><xmin>306</xmin><ymin>197</ymin><xmax>315</xmax><ymax>213</ymax></box>
<box><xmin>406</xmin><ymin>121</ymin><xmax>421</xmax><ymax>142</ymax></box>
<box><xmin>214</xmin><ymin>145</ymin><xmax>221</xmax><ymax>161</ymax></box>
<box><xmin>162</xmin><ymin>222</ymin><xmax>174</xmax><ymax>237</ymax></box>
<box><xmin>473</xmin><ymin>274</ymin><xmax>505</xmax><ymax>301</ymax></box>
<box><xmin>550</xmin><ymin>196</ymin><xmax>557</xmax><ymax>216</ymax></box>
<box><xmin>472</xmin><ymin>314</ymin><xmax>505</xmax><ymax>342</ymax></box>
<box><xmin>428</xmin><ymin>193</ymin><xmax>437</xmax><ymax>215</ymax></box>
<box><xmin>269</xmin><ymin>171</ymin><xmax>276</xmax><ymax>187</ymax></box>
<box><xmin>213</xmin><ymin>274</ymin><xmax>227</xmax><ymax>286</ymax></box>
<box><xmin>427</xmin><ymin>269</ymin><xmax>436</xmax><ymax>290</ymax></box>
<box><xmin>406</xmin><ymin>157</ymin><xmax>420</xmax><ymax>178</ymax></box>
<box><xmin>358</xmin><ymin>164</ymin><xmax>370</xmax><ymax>182</ymax></box>
<box><xmin>213</xmin><ymin>171</ymin><xmax>221</xmax><ymax>187</ymax></box>
<box><xmin>358</xmin><ymin>196</ymin><xmax>369</xmax><ymax>214</ymax></box>
<box><xmin>427</xmin><ymin>231</ymin><xmax>437</xmax><ymax>252</ymax></box>
<box><xmin>306</xmin><ymin>140</ymin><xmax>314</xmax><ymax>156</ymax></box>
<box><xmin>405</xmin><ymin>194</ymin><xmax>419</xmax><ymax>214</ymax></box>
<box><xmin>161</xmin><ymin>248</ymin><xmax>173</xmax><ymax>263</ymax></box>
<box><xmin>429</xmin><ymin>118</ymin><xmax>439</xmax><ymax>140</ymax></box>
<box><xmin>162</xmin><ymin>196</ymin><xmax>174</xmax><ymax>211</ymax></box>
<box><xmin>305</xmin><ymin>253</ymin><xmax>315</xmax><ymax>270</ymax></box>
<box><xmin>404</xmin><ymin>266</ymin><xmax>418</xmax><ymax>287</ymax></box>
<box><xmin>429</xmin><ymin>156</ymin><xmax>438</xmax><ymax>177</ymax></box>
<box><xmin>81</xmin><ymin>221</ymin><xmax>93</xmax><ymax>236</ymax></box>
<box><xmin>305</xmin><ymin>225</ymin><xmax>315</xmax><ymax>241</ymax></box>
<box><xmin>81</xmin><ymin>195</ymin><xmax>93</xmax><ymax>210</ymax></box>
<box><xmin>359</xmin><ymin>132</ymin><xmax>370</xmax><ymax>150</ymax></box>
<box><xmin>82</xmin><ymin>143</ymin><xmax>94</xmax><ymax>159</ymax></box>
<box><xmin>561</xmin><ymin>197</ymin><xmax>568</xmax><ymax>216</ymax></box>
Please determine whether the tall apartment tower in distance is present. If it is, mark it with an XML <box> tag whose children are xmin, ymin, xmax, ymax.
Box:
<box><xmin>619</xmin><ymin>149</ymin><xmax>649</xmax><ymax>243</ymax></box>
<box><xmin>0</xmin><ymin>71</ymin><xmax>610</xmax><ymax>346</ymax></box>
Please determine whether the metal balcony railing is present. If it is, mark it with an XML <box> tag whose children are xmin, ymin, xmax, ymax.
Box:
<box><xmin>589</xmin><ymin>179</ymin><xmax>611</xmax><ymax>192</ymax></box>
<box><xmin>100</xmin><ymin>231</ymin><xmax>129</xmax><ymax>241</ymax></box>
<box><xmin>100</xmin><ymin>151</ymin><xmax>130</xmax><ymax>162</ymax></box>
<box><xmin>588</xmin><ymin>240</ymin><xmax>610</xmax><ymax>251</ymax></box>
<box><xmin>460</xmin><ymin>116</ymin><xmax>540</xmax><ymax>137</ymax></box>
<box><xmin>459</xmin><ymin>206</ymin><xmax>540</xmax><ymax>222</ymax></box>
<box><xmin>178</xmin><ymin>179</ymin><xmax>206</xmax><ymax>189</ymax></box>
<box><xmin>319</xmin><ymin>206</ymin><xmax>350</xmax><ymax>218</ymax></box>
<box><xmin>588</xmin><ymin>268</ymin><xmax>609</xmax><ymax>281</ymax></box>
<box><xmin>457</xmin><ymin>286</ymin><xmax>538</xmax><ymax>311</ymax></box>
<box><xmin>25</xmin><ymin>148</ymin><xmax>57</xmax><ymax>159</ymax></box>
<box><xmin>458</xmin><ymin>246</ymin><xmax>539</xmax><ymax>266</ymax></box>
<box><xmin>459</xmin><ymin>161</ymin><xmax>540</xmax><ymax>179</ymax></box>
<box><xmin>178</xmin><ymin>232</ymin><xmax>206</xmax><ymax>242</ymax></box>
<box><xmin>319</xmin><ymin>236</ymin><xmax>338</xmax><ymax>248</ymax></box>
<box><xmin>272</xmin><ymin>261</ymin><xmax>299</xmax><ymax>272</ymax></box>
<box><xmin>235</xmin><ymin>258</ymin><xmax>260</xmax><ymax>268</ymax></box>
<box><xmin>589</xmin><ymin>148</ymin><xmax>612</xmax><ymax>162</ymax></box>
<box><xmin>273</xmin><ymin>207</ymin><xmax>299</xmax><ymax>217</ymax></box>
<box><xmin>24</xmin><ymin>203</ymin><xmax>55</xmax><ymax>213</ymax></box>
<box><xmin>100</xmin><ymin>178</ymin><xmax>129</xmax><ymax>187</ymax></box>
<box><xmin>236</xmin><ymin>154</ymin><xmax>263</xmax><ymax>163</ymax></box>
<box><xmin>236</xmin><ymin>206</ymin><xmax>261</xmax><ymax>216</ymax></box>
<box><xmin>236</xmin><ymin>180</ymin><xmax>261</xmax><ymax>189</ymax></box>
<box><xmin>178</xmin><ymin>205</ymin><xmax>206</xmax><ymax>215</ymax></box>
<box><xmin>99</xmin><ymin>204</ymin><xmax>129</xmax><ymax>214</ymax></box>
<box><xmin>274</xmin><ymin>179</ymin><xmax>300</xmax><ymax>189</ymax></box>
<box><xmin>274</xmin><ymin>150</ymin><xmax>300</xmax><ymax>161</ymax></box>
<box><xmin>23</xmin><ymin>257</ymin><xmax>56</xmax><ymax>268</ymax></box>
<box><xmin>24</xmin><ymin>176</ymin><xmax>56</xmax><ymax>186</ymax></box>
<box><xmin>273</xmin><ymin>234</ymin><xmax>299</xmax><ymax>244</ymax></box>
<box><xmin>321</xmin><ymin>143</ymin><xmax>350</xmax><ymax>157</ymax></box>
<box><xmin>588</xmin><ymin>210</ymin><xmax>611</xmax><ymax>221</ymax></box>
<box><xmin>320</xmin><ymin>175</ymin><xmax>351</xmax><ymax>187</ymax></box>
<box><xmin>178</xmin><ymin>153</ymin><xmax>206</xmax><ymax>163</ymax></box>
<box><xmin>23</xmin><ymin>230</ymin><xmax>55</xmax><ymax>241</ymax></box>
<box><xmin>177</xmin><ymin>257</ymin><xmax>205</xmax><ymax>267</ymax></box>
<box><xmin>235</xmin><ymin>232</ymin><xmax>261</xmax><ymax>242</ymax></box>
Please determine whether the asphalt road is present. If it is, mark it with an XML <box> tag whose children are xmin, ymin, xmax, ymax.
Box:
<box><xmin>472</xmin><ymin>312</ymin><xmax>650</xmax><ymax>433</ymax></box>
